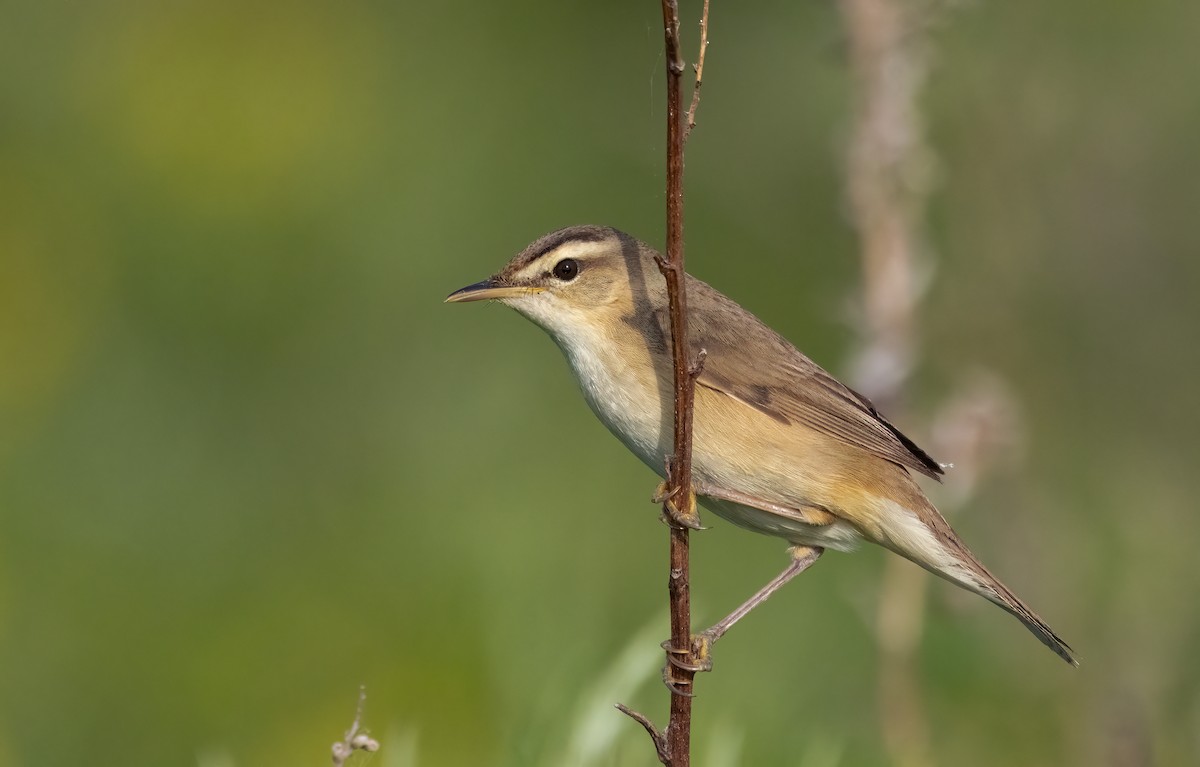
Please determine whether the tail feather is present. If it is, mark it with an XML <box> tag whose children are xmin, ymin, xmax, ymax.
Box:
<box><xmin>956</xmin><ymin>554</ymin><xmax>1078</xmax><ymax>666</ymax></box>
<box><xmin>875</xmin><ymin>496</ymin><xmax>1078</xmax><ymax>665</ymax></box>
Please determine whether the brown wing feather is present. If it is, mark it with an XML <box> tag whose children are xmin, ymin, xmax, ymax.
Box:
<box><xmin>682</xmin><ymin>275</ymin><xmax>944</xmax><ymax>481</ymax></box>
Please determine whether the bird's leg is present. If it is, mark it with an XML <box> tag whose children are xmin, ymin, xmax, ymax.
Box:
<box><xmin>703</xmin><ymin>545</ymin><xmax>823</xmax><ymax>644</ymax></box>
<box><xmin>666</xmin><ymin>545</ymin><xmax>824</xmax><ymax>675</ymax></box>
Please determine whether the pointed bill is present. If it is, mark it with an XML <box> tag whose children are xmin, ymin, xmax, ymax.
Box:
<box><xmin>444</xmin><ymin>279</ymin><xmax>545</xmax><ymax>303</ymax></box>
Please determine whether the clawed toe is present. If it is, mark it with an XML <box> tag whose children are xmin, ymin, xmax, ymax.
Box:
<box><xmin>661</xmin><ymin>666</ymin><xmax>697</xmax><ymax>696</ymax></box>
<box><xmin>659</xmin><ymin>636</ymin><xmax>714</xmax><ymax>693</ymax></box>
<box><xmin>651</xmin><ymin>481</ymin><xmax>674</xmax><ymax>505</ymax></box>
<box><xmin>660</xmin><ymin>505</ymin><xmax>705</xmax><ymax>530</ymax></box>
<box><xmin>655</xmin><ymin>487</ymin><xmax>704</xmax><ymax>530</ymax></box>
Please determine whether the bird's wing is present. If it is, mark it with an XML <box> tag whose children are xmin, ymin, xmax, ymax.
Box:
<box><xmin>681</xmin><ymin>276</ymin><xmax>944</xmax><ymax>481</ymax></box>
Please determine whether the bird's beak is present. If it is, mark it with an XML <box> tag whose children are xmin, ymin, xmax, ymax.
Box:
<box><xmin>444</xmin><ymin>279</ymin><xmax>545</xmax><ymax>303</ymax></box>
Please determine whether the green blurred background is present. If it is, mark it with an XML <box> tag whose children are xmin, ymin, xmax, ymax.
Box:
<box><xmin>2</xmin><ymin>1</ymin><xmax>1197</xmax><ymax>765</ymax></box>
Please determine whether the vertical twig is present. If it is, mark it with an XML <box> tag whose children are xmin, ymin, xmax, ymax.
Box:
<box><xmin>617</xmin><ymin>2</ymin><xmax>710</xmax><ymax>765</ymax></box>
<box><xmin>658</xmin><ymin>0</ymin><xmax>697</xmax><ymax>757</ymax></box>
<box><xmin>661</xmin><ymin>1</ymin><xmax>698</xmax><ymax>763</ymax></box>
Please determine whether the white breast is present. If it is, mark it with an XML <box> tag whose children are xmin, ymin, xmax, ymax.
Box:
<box><xmin>554</xmin><ymin>325</ymin><xmax>671</xmax><ymax>475</ymax></box>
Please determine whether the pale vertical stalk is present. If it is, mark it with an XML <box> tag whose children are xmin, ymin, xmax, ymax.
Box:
<box><xmin>837</xmin><ymin>0</ymin><xmax>936</xmax><ymax>765</ymax></box>
<box><xmin>330</xmin><ymin>687</ymin><xmax>379</xmax><ymax>766</ymax></box>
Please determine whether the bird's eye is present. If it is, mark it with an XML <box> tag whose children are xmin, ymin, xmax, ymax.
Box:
<box><xmin>552</xmin><ymin>258</ymin><xmax>579</xmax><ymax>281</ymax></box>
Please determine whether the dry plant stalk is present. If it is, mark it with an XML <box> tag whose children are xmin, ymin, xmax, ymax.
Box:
<box><xmin>838</xmin><ymin>1</ymin><xmax>972</xmax><ymax>765</ymax></box>
<box><xmin>616</xmin><ymin>2</ymin><xmax>710</xmax><ymax>766</ymax></box>
<box><xmin>838</xmin><ymin>0</ymin><xmax>935</xmax><ymax>760</ymax></box>
<box><xmin>331</xmin><ymin>686</ymin><xmax>380</xmax><ymax>766</ymax></box>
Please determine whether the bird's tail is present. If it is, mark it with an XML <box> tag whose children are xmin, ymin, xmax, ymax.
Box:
<box><xmin>876</xmin><ymin>497</ymin><xmax>1078</xmax><ymax>666</ymax></box>
<box><xmin>948</xmin><ymin>546</ymin><xmax>1077</xmax><ymax>666</ymax></box>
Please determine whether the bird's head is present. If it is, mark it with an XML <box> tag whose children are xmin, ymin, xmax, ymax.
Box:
<box><xmin>445</xmin><ymin>225</ymin><xmax>665</xmax><ymax>342</ymax></box>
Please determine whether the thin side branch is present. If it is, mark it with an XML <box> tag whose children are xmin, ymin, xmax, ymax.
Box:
<box><xmin>616</xmin><ymin>703</ymin><xmax>671</xmax><ymax>765</ymax></box>
<box><xmin>684</xmin><ymin>0</ymin><xmax>711</xmax><ymax>142</ymax></box>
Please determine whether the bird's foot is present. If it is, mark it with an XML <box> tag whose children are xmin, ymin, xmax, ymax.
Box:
<box><xmin>660</xmin><ymin>635</ymin><xmax>714</xmax><ymax>694</ymax></box>
<box><xmin>651</xmin><ymin>480</ymin><xmax>673</xmax><ymax>505</ymax></box>
<box><xmin>653</xmin><ymin>481</ymin><xmax>704</xmax><ymax>530</ymax></box>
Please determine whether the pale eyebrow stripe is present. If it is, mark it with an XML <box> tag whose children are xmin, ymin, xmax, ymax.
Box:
<box><xmin>518</xmin><ymin>228</ymin><xmax>608</xmax><ymax>267</ymax></box>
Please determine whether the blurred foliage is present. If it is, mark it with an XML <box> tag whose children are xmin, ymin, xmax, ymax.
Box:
<box><xmin>1</xmin><ymin>1</ymin><xmax>1197</xmax><ymax>765</ymax></box>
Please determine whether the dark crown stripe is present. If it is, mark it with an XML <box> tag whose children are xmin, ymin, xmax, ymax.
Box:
<box><xmin>518</xmin><ymin>227</ymin><xmax>610</xmax><ymax>267</ymax></box>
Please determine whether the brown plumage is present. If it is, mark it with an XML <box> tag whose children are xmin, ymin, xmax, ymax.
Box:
<box><xmin>447</xmin><ymin>225</ymin><xmax>1077</xmax><ymax>665</ymax></box>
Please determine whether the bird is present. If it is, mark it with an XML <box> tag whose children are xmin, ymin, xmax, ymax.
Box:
<box><xmin>446</xmin><ymin>224</ymin><xmax>1076</xmax><ymax>665</ymax></box>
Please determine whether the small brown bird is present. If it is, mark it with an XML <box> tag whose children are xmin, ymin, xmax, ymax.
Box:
<box><xmin>447</xmin><ymin>225</ymin><xmax>1076</xmax><ymax>665</ymax></box>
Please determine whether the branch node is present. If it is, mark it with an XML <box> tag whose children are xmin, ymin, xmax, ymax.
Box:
<box><xmin>615</xmin><ymin>703</ymin><xmax>671</xmax><ymax>765</ymax></box>
<box><xmin>653</xmin><ymin>251</ymin><xmax>680</xmax><ymax>278</ymax></box>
